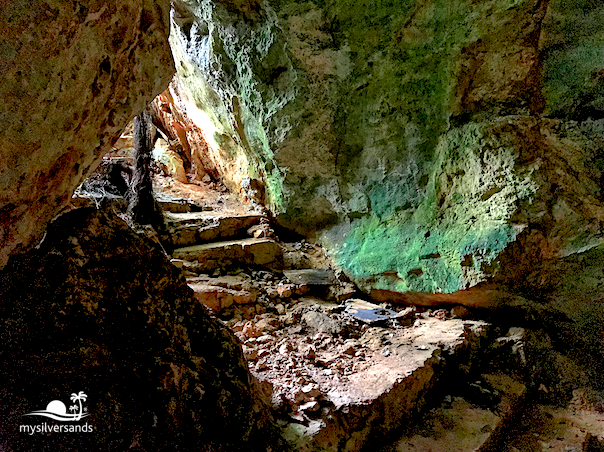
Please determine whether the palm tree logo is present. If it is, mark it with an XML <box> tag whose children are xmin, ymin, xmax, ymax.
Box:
<box><xmin>23</xmin><ymin>391</ymin><xmax>90</xmax><ymax>421</ymax></box>
<box><xmin>70</xmin><ymin>391</ymin><xmax>88</xmax><ymax>421</ymax></box>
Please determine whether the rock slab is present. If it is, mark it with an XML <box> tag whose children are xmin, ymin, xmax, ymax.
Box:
<box><xmin>173</xmin><ymin>238</ymin><xmax>281</xmax><ymax>270</ymax></box>
<box><xmin>281</xmin><ymin>318</ymin><xmax>491</xmax><ymax>452</ymax></box>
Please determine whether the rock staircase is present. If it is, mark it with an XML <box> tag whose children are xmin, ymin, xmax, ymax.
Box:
<box><xmin>162</xmin><ymin>201</ymin><xmax>282</xmax><ymax>314</ymax></box>
<box><xmin>165</xmin><ymin>206</ymin><xmax>281</xmax><ymax>269</ymax></box>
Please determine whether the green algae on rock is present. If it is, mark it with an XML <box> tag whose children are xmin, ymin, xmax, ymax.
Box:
<box><xmin>168</xmin><ymin>0</ymin><xmax>295</xmax><ymax>212</ymax></box>
<box><xmin>540</xmin><ymin>0</ymin><xmax>604</xmax><ymax>120</ymax></box>
<box><xmin>325</xmin><ymin>121</ymin><xmax>538</xmax><ymax>294</ymax></box>
<box><xmin>166</xmin><ymin>0</ymin><xmax>604</xmax><ymax>297</ymax></box>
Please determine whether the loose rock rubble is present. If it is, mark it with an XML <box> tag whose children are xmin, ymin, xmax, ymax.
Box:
<box><xmin>235</xmin><ymin>301</ymin><xmax>487</xmax><ymax>411</ymax></box>
<box><xmin>210</xmin><ymin>275</ymin><xmax>493</xmax><ymax>451</ymax></box>
<box><xmin>68</xmin><ymin>164</ymin><xmax>604</xmax><ymax>452</ymax></box>
<box><xmin>153</xmin><ymin>185</ymin><xmax>507</xmax><ymax>451</ymax></box>
<box><xmin>260</xmin><ymin>312</ymin><xmax>490</xmax><ymax>451</ymax></box>
<box><xmin>74</xmin><ymin>162</ymin><xmax>604</xmax><ymax>452</ymax></box>
<box><xmin>68</xmin><ymin>154</ymin><xmax>604</xmax><ymax>452</ymax></box>
<box><xmin>168</xmin><ymin>205</ymin><xmax>604</xmax><ymax>452</ymax></box>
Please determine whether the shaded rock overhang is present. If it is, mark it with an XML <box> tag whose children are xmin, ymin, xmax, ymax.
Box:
<box><xmin>0</xmin><ymin>0</ymin><xmax>175</xmax><ymax>269</ymax></box>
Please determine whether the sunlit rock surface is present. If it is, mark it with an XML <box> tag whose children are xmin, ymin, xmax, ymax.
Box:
<box><xmin>0</xmin><ymin>0</ymin><xmax>174</xmax><ymax>268</ymax></box>
<box><xmin>169</xmin><ymin>0</ymin><xmax>604</xmax><ymax>297</ymax></box>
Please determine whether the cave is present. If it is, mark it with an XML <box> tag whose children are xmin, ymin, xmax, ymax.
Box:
<box><xmin>2</xmin><ymin>0</ymin><xmax>604</xmax><ymax>451</ymax></box>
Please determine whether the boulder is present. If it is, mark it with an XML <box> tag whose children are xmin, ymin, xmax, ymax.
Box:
<box><xmin>0</xmin><ymin>208</ymin><xmax>281</xmax><ymax>451</ymax></box>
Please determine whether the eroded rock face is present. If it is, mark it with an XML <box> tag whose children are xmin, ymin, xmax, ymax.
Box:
<box><xmin>0</xmin><ymin>0</ymin><xmax>174</xmax><ymax>268</ymax></box>
<box><xmin>0</xmin><ymin>208</ymin><xmax>278</xmax><ymax>451</ymax></box>
<box><xmin>167</xmin><ymin>0</ymin><xmax>604</xmax><ymax>297</ymax></box>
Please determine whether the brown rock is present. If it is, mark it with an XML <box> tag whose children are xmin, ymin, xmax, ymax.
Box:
<box><xmin>256</xmin><ymin>335</ymin><xmax>275</xmax><ymax>345</ymax></box>
<box><xmin>302</xmin><ymin>311</ymin><xmax>343</xmax><ymax>334</ymax></box>
<box><xmin>173</xmin><ymin>238</ymin><xmax>281</xmax><ymax>270</ymax></box>
<box><xmin>304</xmin><ymin>347</ymin><xmax>317</xmax><ymax>362</ymax></box>
<box><xmin>242</xmin><ymin>345</ymin><xmax>258</xmax><ymax>361</ymax></box>
<box><xmin>330</xmin><ymin>282</ymin><xmax>358</xmax><ymax>302</ymax></box>
<box><xmin>295</xmin><ymin>284</ymin><xmax>310</xmax><ymax>295</ymax></box>
<box><xmin>255</xmin><ymin>359</ymin><xmax>268</xmax><ymax>371</ymax></box>
<box><xmin>283</xmin><ymin>251</ymin><xmax>312</xmax><ymax>270</ymax></box>
<box><xmin>188</xmin><ymin>282</ymin><xmax>257</xmax><ymax>312</ymax></box>
<box><xmin>0</xmin><ymin>0</ymin><xmax>174</xmax><ymax>269</ymax></box>
<box><xmin>0</xmin><ymin>208</ymin><xmax>274</xmax><ymax>450</ymax></box>
<box><xmin>233</xmin><ymin>290</ymin><xmax>257</xmax><ymax>305</ymax></box>
<box><xmin>433</xmin><ymin>309</ymin><xmax>448</xmax><ymax>320</ymax></box>
<box><xmin>209</xmin><ymin>274</ymin><xmax>255</xmax><ymax>292</ymax></box>
<box><xmin>242</xmin><ymin>323</ymin><xmax>262</xmax><ymax>339</ymax></box>
<box><xmin>284</xmin><ymin>269</ymin><xmax>336</xmax><ymax>286</ymax></box>
<box><xmin>300</xmin><ymin>384</ymin><xmax>321</xmax><ymax>400</ymax></box>
<box><xmin>289</xmin><ymin>412</ymin><xmax>307</xmax><ymax>424</ymax></box>
<box><xmin>277</xmin><ymin>284</ymin><xmax>295</xmax><ymax>298</ymax></box>
<box><xmin>192</xmin><ymin>289</ymin><xmax>222</xmax><ymax>313</ymax></box>
<box><xmin>254</xmin><ymin>317</ymin><xmax>281</xmax><ymax>335</ymax></box>
<box><xmin>283</xmin><ymin>311</ymin><xmax>298</xmax><ymax>326</ymax></box>
<box><xmin>241</xmin><ymin>305</ymin><xmax>256</xmax><ymax>320</ymax></box>
<box><xmin>167</xmin><ymin>212</ymin><xmax>266</xmax><ymax>247</ymax></box>
<box><xmin>219</xmin><ymin>292</ymin><xmax>235</xmax><ymax>309</ymax></box>
<box><xmin>153</xmin><ymin>138</ymin><xmax>187</xmax><ymax>182</ymax></box>
<box><xmin>370</xmin><ymin>287</ymin><xmax>525</xmax><ymax>311</ymax></box>
<box><xmin>230</xmin><ymin>320</ymin><xmax>246</xmax><ymax>333</ymax></box>
<box><xmin>248</xmin><ymin>224</ymin><xmax>274</xmax><ymax>238</ymax></box>
<box><xmin>279</xmin><ymin>342</ymin><xmax>295</xmax><ymax>354</ymax></box>
<box><xmin>266</xmin><ymin>286</ymin><xmax>281</xmax><ymax>298</ymax></box>
<box><xmin>341</xmin><ymin>342</ymin><xmax>357</xmax><ymax>356</ymax></box>
<box><xmin>170</xmin><ymin>258</ymin><xmax>187</xmax><ymax>269</ymax></box>
<box><xmin>451</xmin><ymin>305</ymin><xmax>473</xmax><ymax>319</ymax></box>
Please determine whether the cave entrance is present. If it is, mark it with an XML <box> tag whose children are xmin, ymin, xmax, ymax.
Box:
<box><xmin>74</xmin><ymin>86</ymin><xmax>265</xmax><ymax>221</ymax></box>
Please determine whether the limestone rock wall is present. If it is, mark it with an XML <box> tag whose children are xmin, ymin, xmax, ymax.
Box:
<box><xmin>169</xmin><ymin>0</ymin><xmax>604</xmax><ymax>296</ymax></box>
<box><xmin>168</xmin><ymin>0</ymin><xmax>296</xmax><ymax>208</ymax></box>
<box><xmin>0</xmin><ymin>0</ymin><xmax>174</xmax><ymax>268</ymax></box>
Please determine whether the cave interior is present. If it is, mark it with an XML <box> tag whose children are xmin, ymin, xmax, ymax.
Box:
<box><xmin>2</xmin><ymin>0</ymin><xmax>604</xmax><ymax>451</ymax></box>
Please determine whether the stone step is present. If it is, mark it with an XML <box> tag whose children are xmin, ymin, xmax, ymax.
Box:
<box><xmin>384</xmin><ymin>372</ymin><xmax>526</xmax><ymax>452</ymax></box>
<box><xmin>155</xmin><ymin>193</ymin><xmax>203</xmax><ymax>213</ymax></box>
<box><xmin>283</xmin><ymin>269</ymin><xmax>335</xmax><ymax>286</ymax></box>
<box><xmin>157</xmin><ymin>199</ymin><xmax>192</xmax><ymax>213</ymax></box>
<box><xmin>189</xmin><ymin>281</ymin><xmax>258</xmax><ymax>313</ymax></box>
<box><xmin>165</xmin><ymin>211</ymin><xmax>264</xmax><ymax>246</ymax></box>
<box><xmin>277</xmin><ymin>318</ymin><xmax>492</xmax><ymax>452</ymax></box>
<box><xmin>172</xmin><ymin>238</ymin><xmax>281</xmax><ymax>270</ymax></box>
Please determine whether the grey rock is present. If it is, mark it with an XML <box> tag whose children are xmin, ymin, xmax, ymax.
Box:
<box><xmin>302</xmin><ymin>311</ymin><xmax>343</xmax><ymax>335</ymax></box>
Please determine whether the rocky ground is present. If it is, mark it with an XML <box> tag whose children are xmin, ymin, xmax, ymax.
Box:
<box><xmin>0</xmin><ymin>206</ymin><xmax>283</xmax><ymax>452</ymax></box>
<box><xmin>151</xmin><ymin>177</ymin><xmax>604</xmax><ymax>452</ymax></box>
<box><xmin>71</xmin><ymin>160</ymin><xmax>604</xmax><ymax>451</ymax></box>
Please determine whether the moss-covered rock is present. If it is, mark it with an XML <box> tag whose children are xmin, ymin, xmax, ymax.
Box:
<box><xmin>540</xmin><ymin>0</ymin><xmax>604</xmax><ymax>119</ymax></box>
<box><xmin>325</xmin><ymin>120</ymin><xmax>538</xmax><ymax>293</ymax></box>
